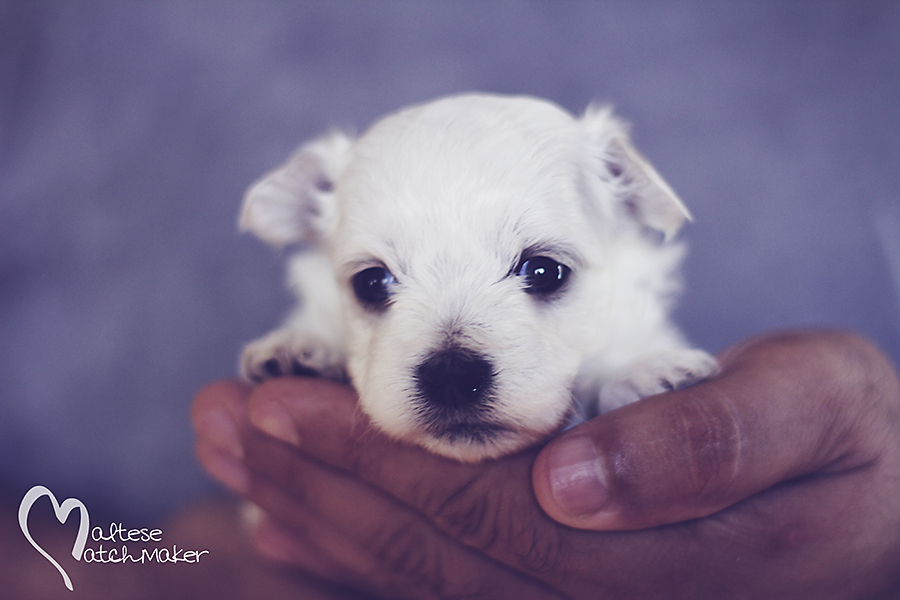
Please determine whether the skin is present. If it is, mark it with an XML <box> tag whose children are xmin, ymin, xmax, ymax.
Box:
<box><xmin>193</xmin><ymin>330</ymin><xmax>900</xmax><ymax>599</ymax></box>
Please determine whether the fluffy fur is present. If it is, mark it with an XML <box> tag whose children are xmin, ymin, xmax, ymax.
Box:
<box><xmin>239</xmin><ymin>93</ymin><xmax>718</xmax><ymax>461</ymax></box>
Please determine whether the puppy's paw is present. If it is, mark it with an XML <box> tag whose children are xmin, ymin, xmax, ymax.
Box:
<box><xmin>599</xmin><ymin>349</ymin><xmax>719</xmax><ymax>411</ymax></box>
<box><xmin>240</xmin><ymin>328</ymin><xmax>346</xmax><ymax>383</ymax></box>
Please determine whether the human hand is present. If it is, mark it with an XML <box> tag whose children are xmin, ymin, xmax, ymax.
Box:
<box><xmin>193</xmin><ymin>330</ymin><xmax>900</xmax><ymax>599</ymax></box>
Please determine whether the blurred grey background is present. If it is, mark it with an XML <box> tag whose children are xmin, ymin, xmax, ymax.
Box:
<box><xmin>2</xmin><ymin>0</ymin><xmax>899</xmax><ymax>522</ymax></box>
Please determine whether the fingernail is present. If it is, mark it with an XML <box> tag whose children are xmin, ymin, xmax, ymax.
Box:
<box><xmin>204</xmin><ymin>451</ymin><xmax>249</xmax><ymax>494</ymax></box>
<box><xmin>251</xmin><ymin>400</ymin><xmax>300</xmax><ymax>447</ymax></box>
<box><xmin>547</xmin><ymin>436</ymin><xmax>610</xmax><ymax>517</ymax></box>
<box><xmin>196</xmin><ymin>408</ymin><xmax>243</xmax><ymax>459</ymax></box>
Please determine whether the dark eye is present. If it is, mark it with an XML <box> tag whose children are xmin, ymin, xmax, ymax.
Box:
<box><xmin>516</xmin><ymin>256</ymin><xmax>570</xmax><ymax>296</ymax></box>
<box><xmin>352</xmin><ymin>266</ymin><xmax>396</xmax><ymax>309</ymax></box>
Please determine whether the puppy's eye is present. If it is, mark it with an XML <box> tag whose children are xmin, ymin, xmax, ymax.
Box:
<box><xmin>516</xmin><ymin>256</ymin><xmax>570</xmax><ymax>296</ymax></box>
<box><xmin>352</xmin><ymin>266</ymin><xmax>396</xmax><ymax>309</ymax></box>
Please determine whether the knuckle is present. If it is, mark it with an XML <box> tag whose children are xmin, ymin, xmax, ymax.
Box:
<box><xmin>428</xmin><ymin>475</ymin><xmax>497</xmax><ymax>543</ymax></box>
<box><xmin>428</xmin><ymin>470</ymin><xmax>564</xmax><ymax>574</ymax></box>
<box><xmin>819</xmin><ymin>331</ymin><xmax>900</xmax><ymax>467</ymax></box>
<box><xmin>502</xmin><ymin>516</ymin><xmax>564</xmax><ymax>574</ymax></box>
<box><xmin>366</xmin><ymin>521</ymin><xmax>445</xmax><ymax>595</ymax></box>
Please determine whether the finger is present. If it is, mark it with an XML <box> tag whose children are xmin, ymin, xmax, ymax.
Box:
<box><xmin>196</xmin><ymin>438</ymin><xmax>249</xmax><ymax>494</ymax></box>
<box><xmin>193</xmin><ymin>381</ymin><xmax>388</xmax><ymax>592</ymax></box>
<box><xmin>192</xmin><ymin>379</ymin><xmax>253</xmax><ymax>458</ymax></box>
<box><xmin>246</xmin><ymin>479</ymin><xmax>393</xmax><ymax>594</ymax></box>
<box><xmin>532</xmin><ymin>330</ymin><xmax>893</xmax><ymax>530</ymax></box>
<box><xmin>246</xmin><ymin>506</ymin><xmax>344</xmax><ymax>575</ymax></box>
<box><xmin>192</xmin><ymin>380</ymin><xmax>255</xmax><ymax>493</ymax></box>
<box><xmin>241</xmin><ymin>431</ymin><xmax>567</xmax><ymax>600</ymax></box>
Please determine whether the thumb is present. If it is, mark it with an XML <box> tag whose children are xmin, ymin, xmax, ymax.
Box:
<box><xmin>532</xmin><ymin>331</ymin><xmax>888</xmax><ymax>530</ymax></box>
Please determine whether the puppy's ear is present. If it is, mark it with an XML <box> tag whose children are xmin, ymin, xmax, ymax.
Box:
<box><xmin>239</xmin><ymin>130</ymin><xmax>355</xmax><ymax>246</ymax></box>
<box><xmin>582</xmin><ymin>106</ymin><xmax>692</xmax><ymax>240</ymax></box>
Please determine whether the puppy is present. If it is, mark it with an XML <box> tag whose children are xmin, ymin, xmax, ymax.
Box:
<box><xmin>239</xmin><ymin>93</ymin><xmax>718</xmax><ymax>462</ymax></box>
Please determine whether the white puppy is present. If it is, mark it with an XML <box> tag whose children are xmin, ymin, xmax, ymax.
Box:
<box><xmin>239</xmin><ymin>93</ymin><xmax>718</xmax><ymax>462</ymax></box>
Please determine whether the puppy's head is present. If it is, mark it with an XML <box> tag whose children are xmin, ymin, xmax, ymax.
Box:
<box><xmin>241</xmin><ymin>94</ymin><xmax>690</xmax><ymax>461</ymax></box>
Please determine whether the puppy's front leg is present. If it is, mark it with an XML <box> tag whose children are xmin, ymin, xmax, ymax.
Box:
<box><xmin>241</xmin><ymin>251</ymin><xmax>348</xmax><ymax>383</ymax></box>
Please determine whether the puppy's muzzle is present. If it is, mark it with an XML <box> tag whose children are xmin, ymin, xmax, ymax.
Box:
<box><xmin>414</xmin><ymin>347</ymin><xmax>505</xmax><ymax>443</ymax></box>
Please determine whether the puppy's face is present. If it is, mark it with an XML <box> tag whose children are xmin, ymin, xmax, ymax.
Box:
<box><xmin>241</xmin><ymin>94</ymin><xmax>691</xmax><ymax>461</ymax></box>
<box><xmin>333</xmin><ymin>100</ymin><xmax>603</xmax><ymax>460</ymax></box>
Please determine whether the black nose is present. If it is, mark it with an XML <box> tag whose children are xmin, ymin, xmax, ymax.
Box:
<box><xmin>414</xmin><ymin>348</ymin><xmax>495</xmax><ymax>410</ymax></box>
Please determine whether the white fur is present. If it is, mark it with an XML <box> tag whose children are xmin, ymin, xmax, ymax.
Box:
<box><xmin>239</xmin><ymin>93</ymin><xmax>718</xmax><ymax>462</ymax></box>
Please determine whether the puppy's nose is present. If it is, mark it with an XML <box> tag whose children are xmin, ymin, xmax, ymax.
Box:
<box><xmin>415</xmin><ymin>348</ymin><xmax>495</xmax><ymax>410</ymax></box>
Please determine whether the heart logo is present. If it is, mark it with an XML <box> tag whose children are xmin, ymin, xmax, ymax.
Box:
<box><xmin>18</xmin><ymin>485</ymin><xmax>90</xmax><ymax>591</ymax></box>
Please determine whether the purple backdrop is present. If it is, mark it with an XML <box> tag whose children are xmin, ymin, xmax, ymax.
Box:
<box><xmin>2</xmin><ymin>0</ymin><xmax>899</xmax><ymax>520</ymax></box>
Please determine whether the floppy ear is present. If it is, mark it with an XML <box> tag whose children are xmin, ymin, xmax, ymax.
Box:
<box><xmin>581</xmin><ymin>106</ymin><xmax>692</xmax><ymax>240</ymax></box>
<box><xmin>239</xmin><ymin>130</ymin><xmax>355</xmax><ymax>247</ymax></box>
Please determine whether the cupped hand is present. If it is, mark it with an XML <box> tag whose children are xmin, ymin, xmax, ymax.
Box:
<box><xmin>193</xmin><ymin>330</ymin><xmax>900</xmax><ymax>599</ymax></box>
